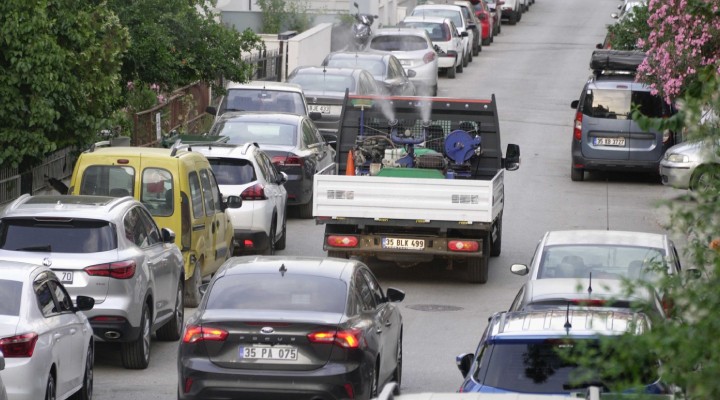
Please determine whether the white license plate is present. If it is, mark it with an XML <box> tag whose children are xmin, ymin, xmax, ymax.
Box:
<box><xmin>400</xmin><ymin>60</ymin><xmax>411</xmax><ymax>66</ymax></box>
<box><xmin>239</xmin><ymin>346</ymin><xmax>298</xmax><ymax>361</ymax></box>
<box><xmin>308</xmin><ymin>105</ymin><xmax>331</xmax><ymax>114</ymax></box>
<box><xmin>382</xmin><ymin>237</ymin><xmax>425</xmax><ymax>250</ymax></box>
<box><xmin>593</xmin><ymin>137</ymin><xmax>626</xmax><ymax>146</ymax></box>
<box><xmin>59</xmin><ymin>271</ymin><xmax>73</xmax><ymax>284</ymax></box>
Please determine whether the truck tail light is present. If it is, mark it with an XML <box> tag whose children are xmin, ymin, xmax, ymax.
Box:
<box><xmin>85</xmin><ymin>260</ymin><xmax>136</xmax><ymax>279</ymax></box>
<box><xmin>573</xmin><ymin>112</ymin><xmax>583</xmax><ymax>141</ymax></box>
<box><xmin>241</xmin><ymin>184</ymin><xmax>267</xmax><ymax>200</ymax></box>
<box><xmin>327</xmin><ymin>235</ymin><xmax>359</xmax><ymax>248</ymax></box>
<box><xmin>448</xmin><ymin>240</ymin><xmax>479</xmax><ymax>252</ymax></box>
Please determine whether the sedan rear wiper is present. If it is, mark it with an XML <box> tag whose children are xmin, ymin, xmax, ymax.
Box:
<box><xmin>14</xmin><ymin>245</ymin><xmax>52</xmax><ymax>252</ymax></box>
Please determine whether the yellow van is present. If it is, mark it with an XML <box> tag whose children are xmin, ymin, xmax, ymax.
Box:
<box><xmin>68</xmin><ymin>141</ymin><xmax>235</xmax><ymax>307</ymax></box>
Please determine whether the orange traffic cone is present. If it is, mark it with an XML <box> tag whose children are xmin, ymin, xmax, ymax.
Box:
<box><xmin>346</xmin><ymin>150</ymin><xmax>355</xmax><ymax>176</ymax></box>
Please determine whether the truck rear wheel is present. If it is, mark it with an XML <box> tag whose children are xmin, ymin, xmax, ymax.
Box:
<box><xmin>490</xmin><ymin>219</ymin><xmax>502</xmax><ymax>257</ymax></box>
<box><xmin>467</xmin><ymin>257</ymin><xmax>489</xmax><ymax>283</ymax></box>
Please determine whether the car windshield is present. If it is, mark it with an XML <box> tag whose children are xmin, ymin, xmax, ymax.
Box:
<box><xmin>213</xmin><ymin>122</ymin><xmax>297</xmax><ymax>147</ymax></box>
<box><xmin>0</xmin><ymin>218</ymin><xmax>117</xmax><ymax>253</ymax></box>
<box><xmin>208</xmin><ymin>158</ymin><xmax>256</xmax><ymax>186</ymax></box>
<box><xmin>477</xmin><ymin>339</ymin><xmax>656</xmax><ymax>394</ymax></box>
<box><xmin>0</xmin><ymin>279</ymin><xmax>23</xmax><ymax>316</ymax></box>
<box><xmin>582</xmin><ymin>89</ymin><xmax>666</xmax><ymax>119</ymax></box>
<box><xmin>537</xmin><ymin>244</ymin><xmax>666</xmax><ymax>281</ymax></box>
<box><xmin>370</xmin><ymin>35</ymin><xmax>429</xmax><ymax>51</ymax></box>
<box><xmin>79</xmin><ymin>165</ymin><xmax>135</xmax><ymax>197</ymax></box>
<box><xmin>403</xmin><ymin>22</ymin><xmax>451</xmax><ymax>41</ymax></box>
<box><xmin>221</xmin><ymin>89</ymin><xmax>305</xmax><ymax>115</ymax></box>
<box><xmin>289</xmin><ymin>72</ymin><xmax>359</xmax><ymax>93</ymax></box>
<box><xmin>206</xmin><ymin>274</ymin><xmax>348</xmax><ymax>313</ymax></box>
<box><xmin>413</xmin><ymin>9</ymin><xmax>463</xmax><ymax>28</ymax></box>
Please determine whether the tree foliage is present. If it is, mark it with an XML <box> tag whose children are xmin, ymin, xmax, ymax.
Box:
<box><xmin>606</xmin><ymin>5</ymin><xmax>651</xmax><ymax>50</ymax></box>
<box><xmin>256</xmin><ymin>0</ymin><xmax>315</xmax><ymax>34</ymax></box>
<box><xmin>0</xmin><ymin>0</ymin><xmax>129</xmax><ymax>169</ymax></box>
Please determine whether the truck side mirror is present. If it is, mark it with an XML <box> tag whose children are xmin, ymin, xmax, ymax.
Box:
<box><xmin>504</xmin><ymin>144</ymin><xmax>520</xmax><ymax>171</ymax></box>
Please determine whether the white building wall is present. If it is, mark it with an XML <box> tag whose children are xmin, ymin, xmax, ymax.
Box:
<box><xmin>285</xmin><ymin>23</ymin><xmax>334</xmax><ymax>80</ymax></box>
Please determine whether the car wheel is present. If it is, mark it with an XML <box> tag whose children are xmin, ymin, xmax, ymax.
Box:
<box><xmin>571</xmin><ymin>167</ymin><xmax>585</xmax><ymax>182</ymax></box>
<box><xmin>447</xmin><ymin>66</ymin><xmax>456</xmax><ymax>79</ymax></box>
<box><xmin>297</xmin><ymin>195</ymin><xmax>313</xmax><ymax>219</ymax></box>
<box><xmin>509</xmin><ymin>12</ymin><xmax>518</xmax><ymax>25</ymax></box>
<box><xmin>691</xmin><ymin>165</ymin><xmax>720</xmax><ymax>193</ymax></box>
<box><xmin>482</xmin><ymin>37</ymin><xmax>491</xmax><ymax>46</ymax></box>
<box><xmin>369</xmin><ymin>361</ymin><xmax>379</xmax><ymax>398</ymax></box>
<box><xmin>490</xmin><ymin>218</ymin><xmax>502</xmax><ymax>257</ymax></box>
<box><xmin>457</xmin><ymin>57</ymin><xmax>465</xmax><ymax>73</ymax></box>
<box><xmin>156</xmin><ymin>280</ymin><xmax>184</xmax><ymax>341</ymax></box>
<box><xmin>498</xmin><ymin>23</ymin><xmax>502</xmax><ymax>34</ymax></box>
<box><xmin>275</xmin><ymin>213</ymin><xmax>287</xmax><ymax>250</ymax></box>
<box><xmin>184</xmin><ymin>261</ymin><xmax>202</xmax><ymax>308</ymax></box>
<box><xmin>432</xmin><ymin>84</ymin><xmax>438</xmax><ymax>96</ymax></box>
<box><xmin>122</xmin><ymin>303</ymin><xmax>151</xmax><ymax>369</ymax></box>
<box><xmin>45</xmin><ymin>373</ymin><xmax>56</xmax><ymax>400</ymax></box>
<box><xmin>264</xmin><ymin>222</ymin><xmax>276</xmax><ymax>255</ymax></box>
<box><xmin>466</xmin><ymin>49</ymin><xmax>472</xmax><ymax>64</ymax></box>
<box><xmin>69</xmin><ymin>344</ymin><xmax>93</xmax><ymax>400</ymax></box>
<box><xmin>392</xmin><ymin>335</ymin><xmax>402</xmax><ymax>395</ymax></box>
<box><xmin>473</xmin><ymin>42</ymin><xmax>479</xmax><ymax>56</ymax></box>
<box><xmin>467</xmin><ymin>256</ymin><xmax>489</xmax><ymax>283</ymax></box>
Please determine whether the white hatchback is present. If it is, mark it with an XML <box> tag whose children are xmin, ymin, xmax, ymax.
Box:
<box><xmin>193</xmin><ymin>142</ymin><xmax>288</xmax><ymax>255</ymax></box>
<box><xmin>402</xmin><ymin>16</ymin><xmax>466</xmax><ymax>80</ymax></box>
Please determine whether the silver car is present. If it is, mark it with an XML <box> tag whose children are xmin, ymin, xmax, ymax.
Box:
<box><xmin>659</xmin><ymin>138</ymin><xmax>720</xmax><ymax>191</ymax></box>
<box><xmin>0</xmin><ymin>261</ymin><xmax>94</xmax><ymax>400</ymax></box>
<box><xmin>0</xmin><ymin>195</ymin><xmax>185</xmax><ymax>369</ymax></box>
<box><xmin>368</xmin><ymin>28</ymin><xmax>439</xmax><ymax>96</ymax></box>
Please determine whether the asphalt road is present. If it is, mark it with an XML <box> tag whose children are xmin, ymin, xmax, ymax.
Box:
<box><xmin>93</xmin><ymin>0</ymin><xmax>686</xmax><ymax>398</ymax></box>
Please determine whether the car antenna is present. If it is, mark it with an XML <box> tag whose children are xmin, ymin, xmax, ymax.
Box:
<box><xmin>587</xmin><ymin>271</ymin><xmax>593</xmax><ymax>295</ymax></box>
<box><xmin>564</xmin><ymin>303</ymin><xmax>572</xmax><ymax>334</ymax></box>
<box><xmin>279</xmin><ymin>263</ymin><xmax>287</xmax><ymax>277</ymax></box>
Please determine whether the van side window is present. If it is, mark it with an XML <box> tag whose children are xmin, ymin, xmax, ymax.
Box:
<box><xmin>199</xmin><ymin>169</ymin><xmax>216</xmax><ymax>216</ymax></box>
<box><xmin>188</xmin><ymin>172</ymin><xmax>204</xmax><ymax>219</ymax></box>
<box><xmin>141</xmin><ymin>168</ymin><xmax>174</xmax><ymax>217</ymax></box>
<box><xmin>80</xmin><ymin>165</ymin><xmax>135</xmax><ymax>197</ymax></box>
<box><xmin>206</xmin><ymin>169</ymin><xmax>223</xmax><ymax>212</ymax></box>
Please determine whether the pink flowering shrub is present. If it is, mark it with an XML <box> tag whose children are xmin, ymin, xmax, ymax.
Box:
<box><xmin>637</xmin><ymin>0</ymin><xmax>720</xmax><ymax>104</ymax></box>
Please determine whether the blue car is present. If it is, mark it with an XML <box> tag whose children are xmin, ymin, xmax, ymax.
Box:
<box><xmin>456</xmin><ymin>309</ymin><xmax>670</xmax><ymax>396</ymax></box>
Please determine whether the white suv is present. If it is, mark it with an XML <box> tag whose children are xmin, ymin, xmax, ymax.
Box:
<box><xmin>193</xmin><ymin>143</ymin><xmax>288</xmax><ymax>255</ymax></box>
<box><xmin>411</xmin><ymin>4</ymin><xmax>475</xmax><ymax>68</ymax></box>
<box><xmin>205</xmin><ymin>80</ymin><xmax>320</xmax><ymax>121</ymax></box>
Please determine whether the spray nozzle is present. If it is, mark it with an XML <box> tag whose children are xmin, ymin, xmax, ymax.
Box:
<box><xmin>388</xmin><ymin>119</ymin><xmax>399</xmax><ymax>127</ymax></box>
<box><xmin>421</xmin><ymin>120</ymin><xmax>431</xmax><ymax>128</ymax></box>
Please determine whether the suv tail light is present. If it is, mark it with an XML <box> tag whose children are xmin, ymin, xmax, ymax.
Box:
<box><xmin>241</xmin><ymin>184</ymin><xmax>267</xmax><ymax>200</ymax></box>
<box><xmin>423</xmin><ymin>51</ymin><xmax>436</xmax><ymax>64</ymax></box>
<box><xmin>182</xmin><ymin>325</ymin><xmax>229</xmax><ymax>343</ymax></box>
<box><xmin>573</xmin><ymin>112</ymin><xmax>583</xmax><ymax>141</ymax></box>
<box><xmin>0</xmin><ymin>332</ymin><xmax>39</xmax><ymax>357</ymax></box>
<box><xmin>308</xmin><ymin>328</ymin><xmax>363</xmax><ymax>348</ymax></box>
<box><xmin>272</xmin><ymin>155</ymin><xmax>303</xmax><ymax>167</ymax></box>
<box><xmin>85</xmin><ymin>260</ymin><xmax>136</xmax><ymax>279</ymax></box>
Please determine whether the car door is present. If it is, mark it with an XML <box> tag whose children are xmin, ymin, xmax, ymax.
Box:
<box><xmin>580</xmin><ymin>86</ymin><xmax>632</xmax><ymax>161</ymax></box>
<box><xmin>199</xmin><ymin>168</ymin><xmax>230</xmax><ymax>268</ymax></box>
<box><xmin>134</xmin><ymin>206</ymin><xmax>174</xmax><ymax>319</ymax></box>
<box><xmin>628</xmin><ymin>85</ymin><xmax>668</xmax><ymax>162</ymax></box>
<box><xmin>256</xmin><ymin>150</ymin><xmax>286</xmax><ymax>240</ymax></box>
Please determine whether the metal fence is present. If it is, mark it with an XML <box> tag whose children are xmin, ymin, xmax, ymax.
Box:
<box><xmin>245</xmin><ymin>48</ymin><xmax>283</xmax><ymax>82</ymax></box>
<box><xmin>0</xmin><ymin>147</ymin><xmax>77</xmax><ymax>206</ymax></box>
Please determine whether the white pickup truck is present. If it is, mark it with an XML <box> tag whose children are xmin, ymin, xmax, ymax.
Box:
<box><xmin>313</xmin><ymin>94</ymin><xmax>520</xmax><ymax>283</ymax></box>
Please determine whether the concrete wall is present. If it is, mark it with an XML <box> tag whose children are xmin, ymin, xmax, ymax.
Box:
<box><xmin>286</xmin><ymin>23</ymin><xmax>334</xmax><ymax>79</ymax></box>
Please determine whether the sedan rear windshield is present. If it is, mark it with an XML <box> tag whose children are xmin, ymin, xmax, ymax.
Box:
<box><xmin>208</xmin><ymin>158</ymin><xmax>256</xmax><ymax>186</ymax></box>
<box><xmin>0</xmin><ymin>279</ymin><xmax>22</xmax><ymax>316</ymax></box>
<box><xmin>0</xmin><ymin>219</ymin><xmax>117</xmax><ymax>253</ymax></box>
<box><xmin>213</xmin><ymin>122</ymin><xmax>298</xmax><ymax>146</ymax></box>
<box><xmin>582</xmin><ymin>89</ymin><xmax>667</xmax><ymax>119</ymax></box>
<box><xmin>222</xmin><ymin>90</ymin><xmax>305</xmax><ymax>115</ymax></box>
<box><xmin>403</xmin><ymin>22</ymin><xmax>451</xmax><ymax>41</ymax></box>
<box><xmin>370</xmin><ymin>35</ymin><xmax>430</xmax><ymax>51</ymax></box>
<box><xmin>412</xmin><ymin>10</ymin><xmax>463</xmax><ymax>28</ymax></box>
<box><xmin>537</xmin><ymin>244</ymin><xmax>666</xmax><ymax>281</ymax></box>
<box><xmin>289</xmin><ymin>73</ymin><xmax>358</xmax><ymax>93</ymax></box>
<box><xmin>206</xmin><ymin>274</ymin><xmax>347</xmax><ymax>313</ymax></box>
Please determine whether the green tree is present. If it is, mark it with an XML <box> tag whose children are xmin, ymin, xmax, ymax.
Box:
<box><xmin>605</xmin><ymin>4</ymin><xmax>651</xmax><ymax>50</ymax></box>
<box><xmin>0</xmin><ymin>0</ymin><xmax>129</xmax><ymax>169</ymax></box>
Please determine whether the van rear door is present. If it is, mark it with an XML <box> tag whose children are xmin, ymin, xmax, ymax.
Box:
<box><xmin>628</xmin><ymin>84</ymin><xmax>668</xmax><ymax>163</ymax></box>
<box><xmin>581</xmin><ymin>86</ymin><xmax>631</xmax><ymax>161</ymax></box>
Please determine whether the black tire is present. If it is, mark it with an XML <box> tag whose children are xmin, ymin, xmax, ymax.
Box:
<box><xmin>482</xmin><ymin>37</ymin><xmax>491</xmax><ymax>46</ymax></box>
<box><xmin>466</xmin><ymin>49</ymin><xmax>472</xmax><ymax>64</ymax></box>
<box><xmin>156</xmin><ymin>280</ymin><xmax>184</xmax><ymax>341</ymax></box>
<box><xmin>275</xmin><ymin>214</ymin><xmax>287</xmax><ymax>250</ymax></box>
<box><xmin>473</xmin><ymin>41</ymin><xmax>479</xmax><ymax>56</ymax></box>
<box><xmin>369</xmin><ymin>361</ymin><xmax>379</xmax><ymax>398</ymax></box>
<box><xmin>498</xmin><ymin>23</ymin><xmax>502</xmax><ymax>34</ymax></box>
<box><xmin>691</xmin><ymin>165</ymin><xmax>720</xmax><ymax>193</ymax></box>
<box><xmin>327</xmin><ymin>250</ymin><xmax>348</xmax><ymax>259</ymax></box>
<box><xmin>447</xmin><ymin>66</ymin><xmax>456</xmax><ymax>79</ymax></box>
<box><xmin>69</xmin><ymin>344</ymin><xmax>93</xmax><ymax>400</ymax></box>
<box><xmin>509</xmin><ymin>13</ymin><xmax>518</xmax><ymax>25</ymax></box>
<box><xmin>432</xmin><ymin>84</ymin><xmax>438</xmax><ymax>96</ymax></box>
<box><xmin>184</xmin><ymin>261</ymin><xmax>202</xmax><ymax>308</ymax></box>
<box><xmin>45</xmin><ymin>373</ymin><xmax>56</xmax><ymax>400</ymax></box>
<box><xmin>467</xmin><ymin>257</ymin><xmax>489</xmax><ymax>283</ymax></box>
<box><xmin>264</xmin><ymin>222</ymin><xmax>276</xmax><ymax>255</ymax></box>
<box><xmin>122</xmin><ymin>304</ymin><xmax>151</xmax><ymax>369</ymax></box>
<box><xmin>392</xmin><ymin>335</ymin><xmax>402</xmax><ymax>395</ymax></box>
<box><xmin>490</xmin><ymin>219</ymin><xmax>502</xmax><ymax>257</ymax></box>
<box><xmin>297</xmin><ymin>196</ymin><xmax>313</xmax><ymax>219</ymax></box>
<box><xmin>457</xmin><ymin>57</ymin><xmax>465</xmax><ymax>73</ymax></box>
<box><xmin>571</xmin><ymin>167</ymin><xmax>584</xmax><ymax>182</ymax></box>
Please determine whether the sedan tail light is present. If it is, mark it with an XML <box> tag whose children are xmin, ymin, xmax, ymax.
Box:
<box><xmin>308</xmin><ymin>328</ymin><xmax>363</xmax><ymax>349</ymax></box>
<box><xmin>573</xmin><ymin>112</ymin><xmax>583</xmax><ymax>141</ymax></box>
<box><xmin>85</xmin><ymin>260</ymin><xmax>136</xmax><ymax>279</ymax></box>
<box><xmin>182</xmin><ymin>325</ymin><xmax>229</xmax><ymax>343</ymax></box>
<box><xmin>0</xmin><ymin>332</ymin><xmax>39</xmax><ymax>357</ymax></box>
<box><xmin>423</xmin><ymin>51</ymin><xmax>436</xmax><ymax>64</ymax></box>
<box><xmin>241</xmin><ymin>184</ymin><xmax>267</xmax><ymax>200</ymax></box>
<box><xmin>272</xmin><ymin>155</ymin><xmax>303</xmax><ymax>167</ymax></box>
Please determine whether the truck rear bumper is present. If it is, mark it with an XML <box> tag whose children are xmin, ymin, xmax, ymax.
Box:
<box><xmin>323</xmin><ymin>233</ymin><xmax>487</xmax><ymax>259</ymax></box>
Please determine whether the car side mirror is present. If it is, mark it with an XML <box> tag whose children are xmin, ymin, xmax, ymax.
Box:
<box><xmin>74</xmin><ymin>295</ymin><xmax>95</xmax><ymax>312</ymax></box>
<box><xmin>456</xmin><ymin>353</ymin><xmax>474</xmax><ymax>378</ymax></box>
<box><xmin>571</xmin><ymin>100</ymin><xmax>579</xmax><ymax>109</ymax></box>
<box><xmin>461</xmin><ymin>31</ymin><xmax>469</xmax><ymax>37</ymax></box>
<box><xmin>510</xmin><ymin>264</ymin><xmax>529</xmax><ymax>276</ymax></box>
<box><xmin>205</xmin><ymin>106</ymin><xmax>217</xmax><ymax>116</ymax></box>
<box><xmin>407</xmin><ymin>69</ymin><xmax>417</xmax><ymax>78</ymax></box>
<box><xmin>386</xmin><ymin>287</ymin><xmax>405</xmax><ymax>303</ymax></box>
<box><xmin>161</xmin><ymin>228</ymin><xmax>176</xmax><ymax>244</ymax></box>
<box><xmin>226</xmin><ymin>195</ymin><xmax>242</xmax><ymax>209</ymax></box>
<box><xmin>503</xmin><ymin>144</ymin><xmax>520</xmax><ymax>171</ymax></box>
<box><xmin>278</xmin><ymin>172</ymin><xmax>289</xmax><ymax>185</ymax></box>
<box><xmin>309</xmin><ymin>111</ymin><xmax>322</xmax><ymax>121</ymax></box>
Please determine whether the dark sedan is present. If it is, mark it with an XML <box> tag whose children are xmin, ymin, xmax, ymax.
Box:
<box><xmin>287</xmin><ymin>66</ymin><xmax>383</xmax><ymax>136</ymax></box>
<box><xmin>207</xmin><ymin>112</ymin><xmax>335</xmax><ymax>218</ymax></box>
<box><xmin>177</xmin><ymin>256</ymin><xmax>405</xmax><ymax>400</ymax></box>
<box><xmin>321</xmin><ymin>52</ymin><xmax>417</xmax><ymax>96</ymax></box>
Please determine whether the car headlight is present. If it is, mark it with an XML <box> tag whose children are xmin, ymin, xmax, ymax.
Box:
<box><xmin>665</xmin><ymin>153</ymin><xmax>689</xmax><ymax>163</ymax></box>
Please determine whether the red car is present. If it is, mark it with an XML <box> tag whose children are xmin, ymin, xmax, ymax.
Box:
<box><xmin>472</xmin><ymin>0</ymin><xmax>495</xmax><ymax>45</ymax></box>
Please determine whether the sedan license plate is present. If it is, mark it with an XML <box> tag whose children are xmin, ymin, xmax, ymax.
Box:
<box><xmin>593</xmin><ymin>137</ymin><xmax>626</xmax><ymax>146</ymax></box>
<box><xmin>382</xmin><ymin>237</ymin><xmax>425</xmax><ymax>250</ymax></box>
<box><xmin>239</xmin><ymin>346</ymin><xmax>298</xmax><ymax>361</ymax></box>
<box><xmin>59</xmin><ymin>271</ymin><xmax>73</xmax><ymax>284</ymax></box>
<box><xmin>400</xmin><ymin>60</ymin><xmax>411</xmax><ymax>66</ymax></box>
<box><xmin>308</xmin><ymin>105</ymin><xmax>331</xmax><ymax>114</ymax></box>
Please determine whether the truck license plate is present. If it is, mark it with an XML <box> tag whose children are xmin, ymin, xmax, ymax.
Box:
<box><xmin>308</xmin><ymin>105</ymin><xmax>331</xmax><ymax>114</ymax></box>
<box><xmin>239</xmin><ymin>346</ymin><xmax>298</xmax><ymax>361</ymax></box>
<box><xmin>593</xmin><ymin>137</ymin><xmax>625</xmax><ymax>146</ymax></box>
<box><xmin>382</xmin><ymin>237</ymin><xmax>425</xmax><ymax>250</ymax></box>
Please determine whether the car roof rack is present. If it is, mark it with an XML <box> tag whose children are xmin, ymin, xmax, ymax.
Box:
<box><xmin>590</xmin><ymin>49</ymin><xmax>645</xmax><ymax>77</ymax></box>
